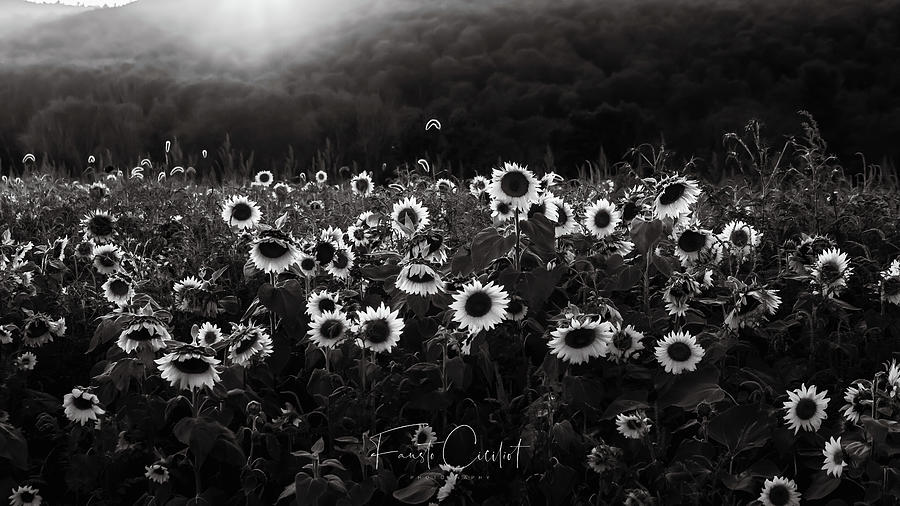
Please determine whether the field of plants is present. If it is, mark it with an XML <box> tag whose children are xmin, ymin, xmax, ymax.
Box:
<box><xmin>1</xmin><ymin>118</ymin><xmax>900</xmax><ymax>506</ymax></box>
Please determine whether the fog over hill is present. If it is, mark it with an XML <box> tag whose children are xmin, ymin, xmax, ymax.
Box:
<box><xmin>1</xmin><ymin>0</ymin><xmax>898</xmax><ymax>178</ymax></box>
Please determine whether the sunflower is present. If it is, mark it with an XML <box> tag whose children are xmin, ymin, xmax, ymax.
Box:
<box><xmin>436</xmin><ymin>472</ymin><xmax>458</xmax><ymax>503</ymax></box>
<box><xmin>548</xmin><ymin>318</ymin><xmax>613</xmax><ymax>365</ymax></box>
<box><xmin>583</xmin><ymin>199</ymin><xmax>621</xmax><ymax>239</ymax></box>
<box><xmin>82</xmin><ymin>210</ymin><xmax>116</xmax><ymax>243</ymax></box>
<box><xmin>88</xmin><ymin>181</ymin><xmax>109</xmax><ymax>201</ymax></box>
<box><xmin>144</xmin><ymin>463</ymin><xmax>170</xmax><ymax>484</ymax></box>
<box><xmin>525</xmin><ymin>196</ymin><xmax>560</xmax><ymax>224</ymax></box>
<box><xmin>540</xmin><ymin>171</ymin><xmax>563</xmax><ymax>192</ymax></box>
<box><xmin>586</xmin><ymin>443</ymin><xmax>623</xmax><ymax>474</ymax></box>
<box><xmin>228</xmin><ymin>324</ymin><xmax>273</xmax><ymax>367</ymax></box>
<box><xmin>0</xmin><ymin>324</ymin><xmax>15</xmax><ymax>344</ymax></box>
<box><xmin>396</xmin><ymin>262</ymin><xmax>445</xmax><ymax>296</ymax></box>
<box><xmin>718</xmin><ymin>220</ymin><xmax>761</xmax><ymax>260</ymax></box>
<box><xmin>297</xmin><ymin>253</ymin><xmax>318</xmax><ymax>277</ymax></box>
<box><xmin>249</xmin><ymin>229</ymin><xmax>301</xmax><ymax>274</ymax></box>
<box><xmin>307</xmin><ymin>310</ymin><xmax>352</xmax><ymax>349</ymax></box>
<box><xmin>197</xmin><ymin>322</ymin><xmax>223</xmax><ymax>346</ymax></box>
<box><xmin>662</xmin><ymin>273</ymin><xmax>702</xmax><ymax>317</ymax></box>
<box><xmin>74</xmin><ymin>240</ymin><xmax>95</xmax><ymax>260</ymax></box>
<box><xmin>326</xmin><ymin>247</ymin><xmax>355</xmax><ymax>279</ymax></box>
<box><xmin>356</xmin><ymin>303</ymin><xmax>405</xmax><ymax>353</ymax></box>
<box><xmin>273</xmin><ymin>182</ymin><xmax>292</xmax><ymax>200</ymax></box>
<box><xmin>881</xmin><ymin>259</ymin><xmax>900</xmax><ymax>305</ymax></box>
<box><xmin>221</xmin><ymin>195</ymin><xmax>262</xmax><ymax>230</ymax></box>
<box><xmin>406</xmin><ymin>232</ymin><xmax>448</xmax><ymax>264</ymax></box>
<box><xmin>758</xmin><ymin>476</ymin><xmax>801</xmax><ymax>506</ymax></box>
<box><xmin>506</xmin><ymin>298</ymin><xmax>528</xmax><ymax>321</ymax></box>
<box><xmin>673</xmin><ymin>222</ymin><xmax>716</xmax><ymax>266</ymax></box>
<box><xmin>351</xmin><ymin>171</ymin><xmax>374</xmax><ymax>196</ymax></box>
<box><xmin>606</xmin><ymin>324</ymin><xmax>645</xmax><ymax>363</ymax></box>
<box><xmin>594</xmin><ymin>231</ymin><xmax>635</xmax><ymax>258</ymax></box>
<box><xmin>22</xmin><ymin>313</ymin><xmax>65</xmax><ymax>348</ymax></box>
<box><xmin>435</xmin><ymin>178</ymin><xmax>457</xmax><ymax>193</ymax></box>
<box><xmin>788</xmin><ymin>234</ymin><xmax>834</xmax><ymax>274</ymax></box>
<box><xmin>619</xmin><ymin>186</ymin><xmax>649</xmax><ymax>223</ymax></box>
<box><xmin>252</xmin><ymin>170</ymin><xmax>274</xmax><ymax>187</ymax></box>
<box><xmin>102</xmin><ymin>275</ymin><xmax>134</xmax><ymax>306</ymax></box>
<box><xmin>724</xmin><ymin>286</ymin><xmax>782</xmax><ymax>329</ymax></box>
<box><xmin>490</xmin><ymin>198</ymin><xmax>515</xmax><ymax>223</ymax></box>
<box><xmin>309</xmin><ymin>200</ymin><xmax>324</xmax><ymax>210</ymax></box>
<box><xmin>156</xmin><ymin>343</ymin><xmax>221</xmax><ymax>391</ymax></box>
<box><xmin>8</xmin><ymin>485</ymin><xmax>41</xmax><ymax>506</ymax></box>
<box><xmin>821</xmin><ymin>436</ymin><xmax>846</xmax><ymax>477</ymax></box>
<box><xmin>391</xmin><ymin>196</ymin><xmax>431</xmax><ymax>237</ymax></box>
<box><xmin>654</xmin><ymin>330</ymin><xmax>705</xmax><ymax>374</ymax></box>
<box><xmin>63</xmin><ymin>387</ymin><xmax>105</xmax><ymax>425</ymax></box>
<box><xmin>811</xmin><ymin>248</ymin><xmax>852</xmax><ymax>297</ymax></box>
<box><xmin>117</xmin><ymin>312</ymin><xmax>171</xmax><ymax>354</ymax></box>
<box><xmin>15</xmin><ymin>352</ymin><xmax>37</xmax><ymax>371</ymax></box>
<box><xmin>547</xmin><ymin>196</ymin><xmax>579</xmax><ymax>237</ymax></box>
<box><xmin>782</xmin><ymin>383</ymin><xmax>829</xmax><ymax>434</ymax></box>
<box><xmin>615</xmin><ymin>411</ymin><xmax>652</xmax><ymax>439</ymax></box>
<box><xmin>652</xmin><ymin>176</ymin><xmax>701</xmax><ymax>220</ymax></box>
<box><xmin>315</xmin><ymin>170</ymin><xmax>328</xmax><ymax>184</ymax></box>
<box><xmin>48</xmin><ymin>236</ymin><xmax>68</xmax><ymax>262</ymax></box>
<box><xmin>887</xmin><ymin>359</ymin><xmax>900</xmax><ymax>398</ymax></box>
<box><xmin>469</xmin><ymin>175</ymin><xmax>489</xmax><ymax>198</ymax></box>
<box><xmin>411</xmin><ymin>423</ymin><xmax>437</xmax><ymax>449</ymax></box>
<box><xmin>314</xmin><ymin>239</ymin><xmax>338</xmax><ymax>266</ymax></box>
<box><xmin>840</xmin><ymin>383</ymin><xmax>871</xmax><ymax>423</ymax></box>
<box><xmin>92</xmin><ymin>244</ymin><xmax>123</xmax><ymax>275</ymax></box>
<box><xmin>356</xmin><ymin>210</ymin><xmax>381</xmax><ymax>228</ymax></box>
<box><xmin>449</xmin><ymin>280</ymin><xmax>510</xmax><ymax>334</ymax></box>
<box><xmin>173</xmin><ymin>275</ymin><xmax>213</xmax><ymax>313</ymax></box>
<box><xmin>487</xmin><ymin>162</ymin><xmax>541</xmax><ymax>212</ymax></box>
<box><xmin>306</xmin><ymin>291</ymin><xmax>342</xmax><ymax>318</ymax></box>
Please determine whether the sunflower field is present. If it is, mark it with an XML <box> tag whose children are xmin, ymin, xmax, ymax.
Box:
<box><xmin>2</xmin><ymin>118</ymin><xmax>900</xmax><ymax>506</ymax></box>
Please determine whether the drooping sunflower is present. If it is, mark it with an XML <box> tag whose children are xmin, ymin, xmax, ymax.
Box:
<box><xmin>547</xmin><ymin>196</ymin><xmax>579</xmax><ymax>237</ymax></box>
<box><xmin>758</xmin><ymin>476</ymin><xmax>801</xmax><ymax>506</ymax></box>
<box><xmin>881</xmin><ymin>259</ymin><xmax>900</xmax><ymax>305</ymax></box>
<box><xmin>487</xmin><ymin>162</ymin><xmax>541</xmax><ymax>212</ymax></box>
<box><xmin>197</xmin><ymin>322</ymin><xmax>223</xmax><ymax>346</ymax></box>
<box><xmin>297</xmin><ymin>252</ymin><xmax>318</xmax><ymax>277</ymax></box>
<box><xmin>221</xmin><ymin>195</ymin><xmax>262</xmax><ymax>230</ymax></box>
<box><xmin>396</xmin><ymin>262</ymin><xmax>445</xmax><ymax>296</ymax></box>
<box><xmin>435</xmin><ymin>178</ymin><xmax>457</xmax><ymax>193</ymax></box>
<box><xmin>306</xmin><ymin>291</ymin><xmax>342</xmax><ymax>318</ymax></box>
<box><xmin>811</xmin><ymin>248</ymin><xmax>852</xmax><ymax>297</ymax></box>
<box><xmin>840</xmin><ymin>383</ymin><xmax>871</xmax><ymax>424</ymax></box>
<box><xmin>172</xmin><ymin>275</ymin><xmax>214</xmax><ymax>314</ymax></box>
<box><xmin>449</xmin><ymin>280</ymin><xmax>510</xmax><ymax>334</ymax></box>
<box><xmin>548</xmin><ymin>318</ymin><xmax>613</xmax><ymax>365</ymax></box>
<box><xmin>469</xmin><ymin>175</ymin><xmax>489</xmax><ymax>198</ymax></box>
<box><xmin>117</xmin><ymin>312</ymin><xmax>171</xmax><ymax>354</ymax></box>
<box><xmin>606</xmin><ymin>324</ymin><xmax>645</xmax><ymax>363</ymax></box>
<box><xmin>505</xmin><ymin>298</ymin><xmax>528</xmax><ymax>321</ymax></box>
<box><xmin>307</xmin><ymin>310</ymin><xmax>352</xmax><ymax>349</ymax></box>
<box><xmin>356</xmin><ymin>303</ymin><xmax>405</xmax><ymax>353</ymax></box>
<box><xmin>583</xmin><ymin>199</ymin><xmax>622</xmax><ymax>239</ymax></box>
<box><xmin>615</xmin><ymin>411</ymin><xmax>652</xmax><ymax>439</ymax></box>
<box><xmin>272</xmin><ymin>182</ymin><xmax>292</xmax><ymax>201</ymax></box>
<box><xmin>391</xmin><ymin>197</ymin><xmax>431</xmax><ymax>237</ymax></box>
<box><xmin>144</xmin><ymin>463</ymin><xmax>170</xmax><ymax>484</ymax></box>
<box><xmin>92</xmin><ymin>244</ymin><xmax>124</xmax><ymax>275</ymax></box>
<box><xmin>326</xmin><ymin>247</ymin><xmax>355</xmax><ymax>279</ymax></box>
<box><xmin>252</xmin><ymin>170</ymin><xmax>274</xmax><ymax>187</ymax></box>
<box><xmin>436</xmin><ymin>472</ymin><xmax>458</xmax><ymax>503</ymax></box>
<box><xmin>406</xmin><ymin>232</ymin><xmax>448</xmax><ymax>264</ymax></box>
<box><xmin>654</xmin><ymin>330</ymin><xmax>705</xmax><ymax>374</ymax></box>
<box><xmin>724</xmin><ymin>285</ymin><xmax>782</xmax><ymax>329</ymax></box>
<box><xmin>102</xmin><ymin>274</ymin><xmax>134</xmax><ymax>306</ymax></box>
<box><xmin>788</xmin><ymin>234</ymin><xmax>834</xmax><ymax>274</ymax></box>
<box><xmin>662</xmin><ymin>273</ymin><xmax>702</xmax><ymax>317</ymax></box>
<box><xmin>22</xmin><ymin>313</ymin><xmax>65</xmax><ymax>348</ymax></box>
<box><xmin>490</xmin><ymin>198</ymin><xmax>515</xmax><ymax>223</ymax></box>
<box><xmin>821</xmin><ymin>436</ymin><xmax>846</xmax><ymax>478</ymax></box>
<box><xmin>82</xmin><ymin>210</ymin><xmax>116</xmax><ymax>243</ymax></box>
<box><xmin>718</xmin><ymin>220</ymin><xmax>761</xmax><ymax>260</ymax></box>
<box><xmin>0</xmin><ymin>324</ymin><xmax>15</xmax><ymax>344</ymax></box>
<box><xmin>673</xmin><ymin>222</ymin><xmax>716</xmax><ymax>266</ymax></box>
<box><xmin>155</xmin><ymin>343</ymin><xmax>221</xmax><ymax>391</ymax></box>
<box><xmin>351</xmin><ymin>171</ymin><xmax>374</xmax><ymax>196</ymax></box>
<box><xmin>228</xmin><ymin>323</ymin><xmax>273</xmax><ymax>367</ymax></box>
<box><xmin>411</xmin><ymin>423</ymin><xmax>438</xmax><ymax>449</ymax></box>
<box><xmin>525</xmin><ymin>196</ymin><xmax>560</xmax><ymax>224</ymax></box>
<box><xmin>8</xmin><ymin>485</ymin><xmax>42</xmax><ymax>506</ymax></box>
<box><xmin>782</xmin><ymin>383</ymin><xmax>830</xmax><ymax>434</ymax></box>
<box><xmin>652</xmin><ymin>176</ymin><xmax>701</xmax><ymax>220</ymax></box>
<box><xmin>249</xmin><ymin>229</ymin><xmax>301</xmax><ymax>274</ymax></box>
<box><xmin>63</xmin><ymin>387</ymin><xmax>106</xmax><ymax>426</ymax></box>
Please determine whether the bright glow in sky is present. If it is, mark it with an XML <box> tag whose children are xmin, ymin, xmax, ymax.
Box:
<box><xmin>27</xmin><ymin>0</ymin><xmax>136</xmax><ymax>6</ymax></box>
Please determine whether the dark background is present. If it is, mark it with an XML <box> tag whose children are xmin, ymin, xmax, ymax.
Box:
<box><xmin>1</xmin><ymin>0</ymin><xmax>898</xmax><ymax>179</ymax></box>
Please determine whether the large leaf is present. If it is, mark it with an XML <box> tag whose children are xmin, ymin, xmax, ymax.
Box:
<box><xmin>392</xmin><ymin>475</ymin><xmax>439</xmax><ymax>504</ymax></box>
<box><xmin>517</xmin><ymin>264</ymin><xmax>566</xmax><ymax>311</ymax></box>
<box><xmin>708</xmin><ymin>403</ymin><xmax>774</xmax><ymax>453</ymax></box>
<box><xmin>519</xmin><ymin>213</ymin><xmax>556</xmax><ymax>261</ymax></box>
<box><xmin>258</xmin><ymin>280</ymin><xmax>305</xmax><ymax>319</ymax></box>
<box><xmin>630</xmin><ymin>218</ymin><xmax>663</xmax><ymax>254</ymax></box>
<box><xmin>0</xmin><ymin>425</ymin><xmax>28</xmax><ymax>469</ymax></box>
<box><xmin>656</xmin><ymin>367</ymin><xmax>725</xmax><ymax>410</ymax></box>
<box><xmin>87</xmin><ymin>318</ymin><xmax>124</xmax><ymax>353</ymax></box>
<box><xmin>469</xmin><ymin>226</ymin><xmax>516</xmax><ymax>272</ymax></box>
<box><xmin>173</xmin><ymin>417</ymin><xmax>238</xmax><ymax>468</ymax></box>
<box><xmin>805</xmin><ymin>472</ymin><xmax>841</xmax><ymax>500</ymax></box>
<box><xmin>295</xmin><ymin>473</ymin><xmax>328</xmax><ymax>506</ymax></box>
<box><xmin>601</xmin><ymin>391</ymin><xmax>649</xmax><ymax>420</ymax></box>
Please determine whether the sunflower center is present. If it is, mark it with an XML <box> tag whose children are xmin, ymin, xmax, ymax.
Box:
<box><xmin>666</xmin><ymin>341</ymin><xmax>692</xmax><ymax>362</ymax></box>
<box><xmin>202</xmin><ymin>331</ymin><xmax>218</xmax><ymax>344</ymax></box>
<box><xmin>668</xmin><ymin>284</ymin><xmax>687</xmax><ymax>299</ymax></box>
<box><xmin>407</xmin><ymin>271</ymin><xmax>435</xmax><ymax>283</ymax></box>
<box><xmin>26</xmin><ymin>320</ymin><xmax>49</xmax><ymax>338</ymax></box>
<box><xmin>320</xmin><ymin>320</ymin><xmax>345</xmax><ymax>340</ymax></box>
<box><xmin>232</xmin><ymin>203</ymin><xmax>253</xmax><ymax>221</ymax></box>
<box><xmin>563</xmin><ymin>327</ymin><xmax>597</xmax><ymax>349</ymax></box>
<box><xmin>258</xmin><ymin>241</ymin><xmax>289</xmax><ymax>259</ymax></box>
<box><xmin>500</xmin><ymin>171</ymin><xmax>530</xmax><ymax>198</ymax></box>
<box><xmin>127</xmin><ymin>327</ymin><xmax>156</xmax><ymax>342</ymax></box>
<box><xmin>819</xmin><ymin>262</ymin><xmax>842</xmax><ymax>283</ymax></box>
<box><xmin>832</xmin><ymin>449</ymin><xmax>844</xmax><ymax>465</ymax></box>
<box><xmin>397</xmin><ymin>208</ymin><xmax>420</xmax><ymax>227</ymax></box>
<box><xmin>72</xmin><ymin>395</ymin><xmax>95</xmax><ymax>410</ymax></box>
<box><xmin>315</xmin><ymin>242</ymin><xmax>336</xmax><ymax>264</ymax></box>
<box><xmin>730</xmin><ymin>229</ymin><xmax>749</xmax><ymax>247</ymax></box>
<box><xmin>626</xmin><ymin>419</ymin><xmax>641</xmax><ymax>430</ymax></box>
<box><xmin>301</xmin><ymin>258</ymin><xmax>316</xmax><ymax>271</ymax></box>
<box><xmin>19</xmin><ymin>492</ymin><xmax>34</xmax><ymax>503</ymax></box>
<box><xmin>507</xmin><ymin>300</ymin><xmax>523</xmax><ymax>315</ymax></box>
<box><xmin>612</xmin><ymin>331</ymin><xmax>632</xmax><ymax>350</ymax></box>
<box><xmin>109</xmin><ymin>279</ymin><xmax>129</xmax><ymax>297</ymax></box>
<box><xmin>416</xmin><ymin>430</ymin><xmax>429</xmax><ymax>444</ymax></box>
<box><xmin>364</xmin><ymin>319</ymin><xmax>391</xmax><ymax>344</ymax></box>
<box><xmin>496</xmin><ymin>201</ymin><xmax>511</xmax><ymax>215</ymax></box>
<box><xmin>767</xmin><ymin>484</ymin><xmax>790</xmax><ymax>506</ymax></box>
<box><xmin>464</xmin><ymin>291</ymin><xmax>494</xmax><ymax>318</ymax></box>
<box><xmin>622</xmin><ymin>201</ymin><xmax>639</xmax><ymax>221</ymax></box>
<box><xmin>678</xmin><ymin>230</ymin><xmax>707</xmax><ymax>253</ymax></box>
<box><xmin>659</xmin><ymin>183</ymin><xmax>686</xmax><ymax>206</ymax></box>
<box><xmin>593</xmin><ymin>210</ymin><xmax>611</xmax><ymax>229</ymax></box>
<box><xmin>555</xmin><ymin>207</ymin><xmax>568</xmax><ymax>226</ymax></box>
<box><xmin>98</xmin><ymin>254</ymin><xmax>117</xmax><ymax>267</ymax></box>
<box><xmin>234</xmin><ymin>335</ymin><xmax>258</xmax><ymax>354</ymax></box>
<box><xmin>89</xmin><ymin>215</ymin><xmax>114</xmax><ymax>236</ymax></box>
<box><xmin>318</xmin><ymin>299</ymin><xmax>336</xmax><ymax>313</ymax></box>
<box><xmin>355</xmin><ymin>179</ymin><xmax>369</xmax><ymax>192</ymax></box>
<box><xmin>333</xmin><ymin>252</ymin><xmax>349</xmax><ymax>269</ymax></box>
<box><xmin>795</xmin><ymin>398</ymin><xmax>818</xmax><ymax>420</ymax></box>
<box><xmin>173</xmin><ymin>357</ymin><xmax>212</xmax><ymax>374</ymax></box>
<box><xmin>885</xmin><ymin>278</ymin><xmax>900</xmax><ymax>296</ymax></box>
<box><xmin>260</xmin><ymin>173</ymin><xmax>270</xmax><ymax>182</ymax></box>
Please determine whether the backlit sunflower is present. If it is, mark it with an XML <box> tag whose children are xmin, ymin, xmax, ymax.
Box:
<box><xmin>155</xmin><ymin>343</ymin><xmax>221</xmax><ymax>391</ymax></box>
<box><xmin>326</xmin><ymin>247</ymin><xmax>355</xmax><ymax>279</ymax></box>
<box><xmin>63</xmin><ymin>387</ymin><xmax>105</xmax><ymax>425</ymax></box>
<box><xmin>356</xmin><ymin>303</ymin><xmax>404</xmax><ymax>353</ymax></box>
<box><xmin>82</xmin><ymin>210</ymin><xmax>116</xmax><ymax>243</ymax></box>
<box><xmin>615</xmin><ymin>411</ymin><xmax>652</xmax><ymax>439</ymax></box>
<box><xmin>782</xmin><ymin>383</ymin><xmax>829</xmax><ymax>434</ymax></box>
<box><xmin>654</xmin><ymin>330</ymin><xmax>705</xmax><ymax>374</ymax></box>
<box><xmin>606</xmin><ymin>324</ymin><xmax>645</xmax><ymax>363</ymax></box>
<box><xmin>307</xmin><ymin>310</ymin><xmax>352</xmax><ymax>349</ymax></box>
<box><xmin>811</xmin><ymin>248</ymin><xmax>852</xmax><ymax>298</ymax></box>
<box><xmin>583</xmin><ymin>199</ymin><xmax>621</xmax><ymax>239</ymax></box>
<box><xmin>22</xmin><ymin>313</ymin><xmax>65</xmax><ymax>348</ymax></box>
<box><xmin>228</xmin><ymin>323</ymin><xmax>273</xmax><ymax>367</ymax></box>
<box><xmin>197</xmin><ymin>322</ymin><xmax>223</xmax><ymax>346</ymax></box>
<box><xmin>469</xmin><ymin>175</ymin><xmax>489</xmax><ymax>198</ymax></box>
<box><xmin>351</xmin><ymin>171</ymin><xmax>374</xmax><ymax>196</ymax></box>
<box><xmin>652</xmin><ymin>176</ymin><xmax>701</xmax><ymax>220</ymax></box>
<box><xmin>839</xmin><ymin>383</ymin><xmax>871</xmax><ymax>423</ymax></box>
<box><xmin>548</xmin><ymin>318</ymin><xmax>613</xmax><ymax>365</ymax></box>
<box><xmin>391</xmin><ymin>196</ymin><xmax>431</xmax><ymax>237</ymax></box>
<box><xmin>821</xmin><ymin>436</ymin><xmax>846</xmax><ymax>477</ymax></box>
<box><xmin>718</xmin><ymin>220</ymin><xmax>761</xmax><ymax>260</ymax></box>
<box><xmin>117</xmin><ymin>312</ymin><xmax>171</xmax><ymax>354</ymax></box>
<box><xmin>252</xmin><ymin>170</ymin><xmax>274</xmax><ymax>187</ymax></box>
<box><xmin>306</xmin><ymin>291</ymin><xmax>342</xmax><ymax>318</ymax></box>
<box><xmin>449</xmin><ymin>280</ymin><xmax>510</xmax><ymax>334</ymax></box>
<box><xmin>397</xmin><ymin>262</ymin><xmax>445</xmax><ymax>296</ymax></box>
<box><xmin>221</xmin><ymin>195</ymin><xmax>262</xmax><ymax>230</ymax></box>
<box><xmin>249</xmin><ymin>229</ymin><xmax>301</xmax><ymax>274</ymax></box>
<box><xmin>758</xmin><ymin>476</ymin><xmax>801</xmax><ymax>506</ymax></box>
<box><xmin>547</xmin><ymin>196</ymin><xmax>579</xmax><ymax>237</ymax></box>
<box><xmin>487</xmin><ymin>162</ymin><xmax>541</xmax><ymax>212</ymax></box>
<box><xmin>102</xmin><ymin>274</ymin><xmax>134</xmax><ymax>306</ymax></box>
<box><xmin>92</xmin><ymin>244</ymin><xmax>123</xmax><ymax>274</ymax></box>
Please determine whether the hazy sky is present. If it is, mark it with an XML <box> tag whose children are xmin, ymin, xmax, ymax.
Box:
<box><xmin>27</xmin><ymin>0</ymin><xmax>135</xmax><ymax>5</ymax></box>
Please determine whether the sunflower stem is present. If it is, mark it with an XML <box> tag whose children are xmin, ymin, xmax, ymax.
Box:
<box><xmin>513</xmin><ymin>209</ymin><xmax>522</xmax><ymax>272</ymax></box>
<box><xmin>808</xmin><ymin>303</ymin><xmax>818</xmax><ymax>371</ymax></box>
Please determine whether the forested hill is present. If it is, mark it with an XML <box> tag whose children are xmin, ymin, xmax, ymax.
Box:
<box><xmin>1</xmin><ymin>0</ymin><xmax>898</xmax><ymax>177</ymax></box>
